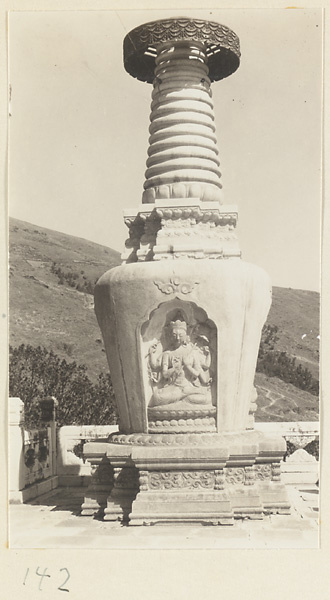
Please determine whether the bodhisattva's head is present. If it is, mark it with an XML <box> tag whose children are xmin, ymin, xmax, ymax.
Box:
<box><xmin>170</xmin><ymin>319</ymin><xmax>189</xmax><ymax>348</ymax></box>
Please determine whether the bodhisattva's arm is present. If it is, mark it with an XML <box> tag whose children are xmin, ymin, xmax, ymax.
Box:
<box><xmin>198</xmin><ymin>367</ymin><xmax>210</xmax><ymax>385</ymax></box>
<box><xmin>202</xmin><ymin>350</ymin><xmax>211</xmax><ymax>370</ymax></box>
<box><xmin>162</xmin><ymin>351</ymin><xmax>175</xmax><ymax>379</ymax></box>
<box><xmin>184</xmin><ymin>351</ymin><xmax>201</xmax><ymax>378</ymax></box>
<box><xmin>149</xmin><ymin>343</ymin><xmax>162</xmax><ymax>371</ymax></box>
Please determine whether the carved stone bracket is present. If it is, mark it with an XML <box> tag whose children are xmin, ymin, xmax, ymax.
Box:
<box><xmin>244</xmin><ymin>465</ymin><xmax>255</xmax><ymax>486</ymax></box>
<box><xmin>214</xmin><ymin>469</ymin><xmax>225</xmax><ymax>490</ymax></box>
<box><xmin>271</xmin><ymin>462</ymin><xmax>281</xmax><ymax>482</ymax></box>
<box><xmin>139</xmin><ymin>470</ymin><xmax>149</xmax><ymax>492</ymax></box>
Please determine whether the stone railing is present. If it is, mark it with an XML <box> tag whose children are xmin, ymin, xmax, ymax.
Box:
<box><xmin>255</xmin><ymin>421</ymin><xmax>319</xmax><ymax>485</ymax></box>
<box><xmin>9</xmin><ymin>396</ymin><xmax>319</xmax><ymax>503</ymax></box>
<box><xmin>9</xmin><ymin>397</ymin><xmax>58</xmax><ymax>503</ymax></box>
<box><xmin>57</xmin><ymin>424</ymin><xmax>118</xmax><ymax>487</ymax></box>
<box><xmin>255</xmin><ymin>421</ymin><xmax>319</xmax><ymax>448</ymax></box>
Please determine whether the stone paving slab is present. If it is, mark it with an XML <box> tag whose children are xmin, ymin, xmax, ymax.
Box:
<box><xmin>9</xmin><ymin>485</ymin><xmax>319</xmax><ymax>549</ymax></box>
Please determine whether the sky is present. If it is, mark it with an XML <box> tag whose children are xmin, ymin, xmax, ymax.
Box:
<box><xmin>8</xmin><ymin>8</ymin><xmax>322</xmax><ymax>291</ymax></box>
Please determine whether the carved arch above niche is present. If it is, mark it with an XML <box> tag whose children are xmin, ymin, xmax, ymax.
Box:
<box><xmin>139</xmin><ymin>298</ymin><xmax>217</xmax><ymax>434</ymax></box>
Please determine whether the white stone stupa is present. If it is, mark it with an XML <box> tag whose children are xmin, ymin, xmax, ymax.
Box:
<box><xmin>82</xmin><ymin>17</ymin><xmax>290</xmax><ymax>525</ymax></box>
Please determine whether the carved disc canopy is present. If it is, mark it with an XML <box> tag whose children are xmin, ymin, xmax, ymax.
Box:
<box><xmin>123</xmin><ymin>17</ymin><xmax>240</xmax><ymax>83</ymax></box>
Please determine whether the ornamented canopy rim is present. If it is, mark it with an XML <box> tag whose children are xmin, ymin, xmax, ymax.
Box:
<box><xmin>123</xmin><ymin>17</ymin><xmax>240</xmax><ymax>83</ymax></box>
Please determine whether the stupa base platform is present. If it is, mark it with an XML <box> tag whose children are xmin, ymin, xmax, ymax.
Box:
<box><xmin>82</xmin><ymin>430</ymin><xmax>290</xmax><ymax>525</ymax></box>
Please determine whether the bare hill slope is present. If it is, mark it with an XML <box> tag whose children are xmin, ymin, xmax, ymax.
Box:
<box><xmin>9</xmin><ymin>218</ymin><xmax>120</xmax><ymax>378</ymax></box>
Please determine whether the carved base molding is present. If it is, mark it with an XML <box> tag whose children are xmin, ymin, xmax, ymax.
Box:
<box><xmin>129</xmin><ymin>467</ymin><xmax>288</xmax><ymax>525</ymax></box>
<box><xmin>82</xmin><ymin>430</ymin><xmax>290</xmax><ymax>524</ymax></box>
<box><xmin>130</xmin><ymin>489</ymin><xmax>235</xmax><ymax>526</ymax></box>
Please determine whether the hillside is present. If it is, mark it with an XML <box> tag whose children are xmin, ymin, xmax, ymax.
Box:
<box><xmin>265</xmin><ymin>287</ymin><xmax>319</xmax><ymax>379</ymax></box>
<box><xmin>9</xmin><ymin>218</ymin><xmax>121</xmax><ymax>379</ymax></box>
<box><xmin>254</xmin><ymin>372</ymin><xmax>318</xmax><ymax>422</ymax></box>
<box><xmin>9</xmin><ymin>217</ymin><xmax>319</xmax><ymax>421</ymax></box>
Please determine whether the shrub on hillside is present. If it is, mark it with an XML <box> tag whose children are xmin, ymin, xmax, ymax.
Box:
<box><xmin>258</xmin><ymin>325</ymin><xmax>279</xmax><ymax>356</ymax></box>
<box><xmin>51</xmin><ymin>262</ymin><xmax>95</xmax><ymax>295</ymax></box>
<box><xmin>257</xmin><ymin>325</ymin><xmax>319</xmax><ymax>396</ymax></box>
<box><xmin>9</xmin><ymin>344</ymin><xmax>118</xmax><ymax>428</ymax></box>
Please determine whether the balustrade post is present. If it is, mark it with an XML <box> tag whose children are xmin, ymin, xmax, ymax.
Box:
<box><xmin>39</xmin><ymin>396</ymin><xmax>58</xmax><ymax>477</ymax></box>
<box><xmin>9</xmin><ymin>397</ymin><xmax>25</xmax><ymax>503</ymax></box>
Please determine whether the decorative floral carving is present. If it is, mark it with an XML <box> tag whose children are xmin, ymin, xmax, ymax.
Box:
<box><xmin>148</xmin><ymin>471</ymin><xmax>214</xmax><ymax>490</ymax></box>
<box><xmin>154</xmin><ymin>278</ymin><xmax>199</xmax><ymax>295</ymax></box>
<box><xmin>225</xmin><ymin>467</ymin><xmax>245</xmax><ymax>485</ymax></box>
<box><xmin>254</xmin><ymin>464</ymin><xmax>272</xmax><ymax>481</ymax></box>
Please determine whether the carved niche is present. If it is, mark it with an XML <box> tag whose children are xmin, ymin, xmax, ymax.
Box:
<box><xmin>140</xmin><ymin>299</ymin><xmax>217</xmax><ymax>433</ymax></box>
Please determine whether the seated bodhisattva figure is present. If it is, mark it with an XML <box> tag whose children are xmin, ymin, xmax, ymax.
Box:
<box><xmin>148</xmin><ymin>319</ymin><xmax>212</xmax><ymax>407</ymax></box>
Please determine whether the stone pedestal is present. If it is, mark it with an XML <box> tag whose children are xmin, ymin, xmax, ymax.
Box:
<box><xmin>83</xmin><ymin>430</ymin><xmax>290</xmax><ymax>525</ymax></box>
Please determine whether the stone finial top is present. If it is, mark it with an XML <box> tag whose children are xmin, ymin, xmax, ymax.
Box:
<box><xmin>123</xmin><ymin>17</ymin><xmax>240</xmax><ymax>83</ymax></box>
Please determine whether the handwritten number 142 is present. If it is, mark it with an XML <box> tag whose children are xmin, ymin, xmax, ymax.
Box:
<box><xmin>23</xmin><ymin>567</ymin><xmax>70</xmax><ymax>592</ymax></box>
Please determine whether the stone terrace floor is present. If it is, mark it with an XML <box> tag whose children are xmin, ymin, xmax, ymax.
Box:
<box><xmin>9</xmin><ymin>484</ymin><xmax>319</xmax><ymax>549</ymax></box>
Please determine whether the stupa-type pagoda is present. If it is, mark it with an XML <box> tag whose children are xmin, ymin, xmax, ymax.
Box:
<box><xmin>82</xmin><ymin>17</ymin><xmax>290</xmax><ymax>525</ymax></box>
